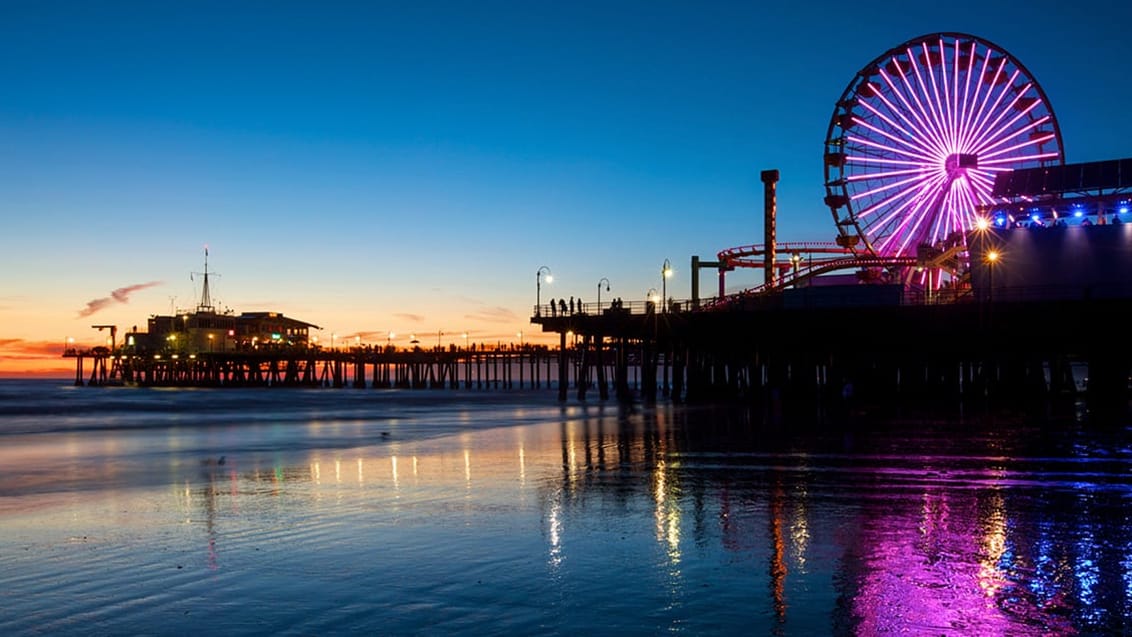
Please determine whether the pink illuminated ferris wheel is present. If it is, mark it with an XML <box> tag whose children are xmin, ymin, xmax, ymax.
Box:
<box><xmin>823</xmin><ymin>33</ymin><xmax>1064</xmax><ymax>259</ymax></box>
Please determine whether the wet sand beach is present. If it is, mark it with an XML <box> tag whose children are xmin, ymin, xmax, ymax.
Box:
<box><xmin>1</xmin><ymin>381</ymin><xmax>1130</xmax><ymax>635</ymax></box>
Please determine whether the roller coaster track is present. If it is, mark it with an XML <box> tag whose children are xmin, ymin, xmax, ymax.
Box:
<box><xmin>701</xmin><ymin>253</ymin><xmax>921</xmax><ymax>310</ymax></box>
<box><xmin>716</xmin><ymin>241</ymin><xmax>854</xmax><ymax>268</ymax></box>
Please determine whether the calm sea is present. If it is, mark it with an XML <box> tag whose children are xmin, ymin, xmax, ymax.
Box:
<box><xmin>1</xmin><ymin>380</ymin><xmax>1130</xmax><ymax>635</ymax></box>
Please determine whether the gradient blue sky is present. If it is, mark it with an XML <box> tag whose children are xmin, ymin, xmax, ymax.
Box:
<box><xmin>3</xmin><ymin>0</ymin><xmax>1131</xmax><ymax>370</ymax></box>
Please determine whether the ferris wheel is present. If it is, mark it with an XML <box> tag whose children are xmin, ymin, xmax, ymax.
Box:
<box><xmin>823</xmin><ymin>33</ymin><xmax>1064</xmax><ymax>260</ymax></box>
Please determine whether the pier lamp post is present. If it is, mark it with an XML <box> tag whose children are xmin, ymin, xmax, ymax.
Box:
<box><xmin>597</xmin><ymin>277</ymin><xmax>610</xmax><ymax>311</ymax></box>
<box><xmin>355</xmin><ymin>335</ymin><xmax>361</xmax><ymax>349</ymax></box>
<box><xmin>517</xmin><ymin>331</ymin><xmax>524</xmax><ymax>349</ymax></box>
<box><xmin>790</xmin><ymin>252</ymin><xmax>803</xmax><ymax>283</ymax></box>
<box><xmin>647</xmin><ymin>288</ymin><xmax>659</xmax><ymax>312</ymax></box>
<box><xmin>536</xmin><ymin>266</ymin><xmax>553</xmax><ymax>316</ymax></box>
<box><xmin>661</xmin><ymin>259</ymin><xmax>672</xmax><ymax>312</ymax></box>
<box><xmin>331</xmin><ymin>333</ymin><xmax>337</xmax><ymax>351</ymax></box>
<box><xmin>462</xmin><ymin>332</ymin><xmax>469</xmax><ymax>350</ymax></box>
<box><xmin>986</xmin><ymin>250</ymin><xmax>999</xmax><ymax>302</ymax></box>
<box><xmin>66</xmin><ymin>336</ymin><xmax>74</xmax><ymax>353</ymax></box>
<box><xmin>437</xmin><ymin>330</ymin><xmax>444</xmax><ymax>349</ymax></box>
<box><xmin>387</xmin><ymin>332</ymin><xmax>395</xmax><ymax>350</ymax></box>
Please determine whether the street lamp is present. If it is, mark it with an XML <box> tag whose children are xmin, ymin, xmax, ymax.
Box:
<box><xmin>597</xmin><ymin>277</ymin><xmax>610</xmax><ymax>311</ymax></box>
<box><xmin>462</xmin><ymin>332</ymin><xmax>469</xmax><ymax>350</ymax></box>
<box><xmin>790</xmin><ymin>252</ymin><xmax>803</xmax><ymax>283</ymax></box>
<box><xmin>647</xmin><ymin>287</ymin><xmax>659</xmax><ymax>312</ymax></box>
<box><xmin>208</xmin><ymin>333</ymin><xmax>214</xmax><ymax>352</ymax></box>
<box><xmin>331</xmin><ymin>333</ymin><xmax>337</xmax><ymax>350</ymax></box>
<box><xmin>437</xmin><ymin>330</ymin><xmax>444</xmax><ymax>349</ymax></box>
<box><xmin>387</xmin><ymin>331</ymin><xmax>395</xmax><ymax>350</ymax></box>
<box><xmin>986</xmin><ymin>249</ymin><xmax>999</xmax><ymax>302</ymax></box>
<box><xmin>536</xmin><ymin>265</ymin><xmax>553</xmax><ymax>316</ymax></box>
<box><xmin>517</xmin><ymin>331</ymin><xmax>523</xmax><ymax>348</ymax></box>
<box><xmin>661</xmin><ymin>259</ymin><xmax>673</xmax><ymax>312</ymax></box>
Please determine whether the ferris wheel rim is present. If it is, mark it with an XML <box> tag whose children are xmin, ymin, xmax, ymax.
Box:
<box><xmin>823</xmin><ymin>32</ymin><xmax>1066</xmax><ymax>259</ymax></box>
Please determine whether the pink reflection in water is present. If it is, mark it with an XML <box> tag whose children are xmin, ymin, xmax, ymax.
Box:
<box><xmin>847</xmin><ymin>487</ymin><xmax>1075</xmax><ymax>635</ymax></box>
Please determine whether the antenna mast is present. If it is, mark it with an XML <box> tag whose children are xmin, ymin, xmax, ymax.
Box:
<box><xmin>195</xmin><ymin>246</ymin><xmax>216</xmax><ymax>313</ymax></box>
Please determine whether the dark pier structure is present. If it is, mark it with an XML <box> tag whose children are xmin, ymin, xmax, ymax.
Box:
<box><xmin>66</xmin><ymin>345</ymin><xmax>576</xmax><ymax>393</ymax></box>
<box><xmin>65</xmin><ymin>161</ymin><xmax>1132</xmax><ymax>421</ymax></box>
<box><xmin>531</xmin><ymin>160</ymin><xmax>1132</xmax><ymax>419</ymax></box>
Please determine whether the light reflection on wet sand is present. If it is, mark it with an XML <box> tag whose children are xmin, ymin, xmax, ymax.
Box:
<box><xmin>1</xmin><ymin>391</ymin><xmax>1131</xmax><ymax>634</ymax></box>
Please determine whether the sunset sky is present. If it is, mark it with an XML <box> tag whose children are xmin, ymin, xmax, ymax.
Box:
<box><xmin>3</xmin><ymin>0</ymin><xmax>1131</xmax><ymax>376</ymax></box>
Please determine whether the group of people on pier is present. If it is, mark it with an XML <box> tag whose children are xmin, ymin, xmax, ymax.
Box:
<box><xmin>545</xmin><ymin>297</ymin><xmax>627</xmax><ymax>317</ymax></box>
<box><xmin>546</xmin><ymin>297</ymin><xmax>582</xmax><ymax>317</ymax></box>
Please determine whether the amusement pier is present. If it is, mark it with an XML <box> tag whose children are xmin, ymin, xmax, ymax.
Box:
<box><xmin>65</xmin><ymin>33</ymin><xmax>1132</xmax><ymax>418</ymax></box>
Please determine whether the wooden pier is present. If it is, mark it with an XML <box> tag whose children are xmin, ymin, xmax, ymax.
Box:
<box><xmin>64</xmin><ymin>344</ymin><xmax>648</xmax><ymax>397</ymax></box>
<box><xmin>529</xmin><ymin>292</ymin><xmax>1132</xmax><ymax>418</ymax></box>
<box><xmin>65</xmin><ymin>293</ymin><xmax>1131</xmax><ymax>418</ymax></box>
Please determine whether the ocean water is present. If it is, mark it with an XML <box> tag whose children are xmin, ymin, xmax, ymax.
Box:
<box><xmin>1</xmin><ymin>380</ymin><xmax>1131</xmax><ymax>635</ymax></box>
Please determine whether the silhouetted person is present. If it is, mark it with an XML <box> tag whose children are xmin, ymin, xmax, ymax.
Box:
<box><xmin>549</xmin><ymin>298</ymin><xmax>556</xmax><ymax>317</ymax></box>
<box><xmin>569</xmin><ymin>296</ymin><xmax>574</xmax><ymax>314</ymax></box>
<box><xmin>559</xmin><ymin>299</ymin><xmax>567</xmax><ymax>315</ymax></box>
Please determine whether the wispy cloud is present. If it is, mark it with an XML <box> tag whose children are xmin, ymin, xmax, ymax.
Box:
<box><xmin>0</xmin><ymin>338</ymin><xmax>70</xmax><ymax>360</ymax></box>
<box><xmin>0</xmin><ymin>338</ymin><xmax>72</xmax><ymax>376</ymax></box>
<box><xmin>78</xmin><ymin>281</ymin><xmax>162</xmax><ymax>318</ymax></box>
<box><xmin>394</xmin><ymin>313</ymin><xmax>424</xmax><ymax>323</ymax></box>
<box><xmin>463</xmin><ymin>306</ymin><xmax>518</xmax><ymax>324</ymax></box>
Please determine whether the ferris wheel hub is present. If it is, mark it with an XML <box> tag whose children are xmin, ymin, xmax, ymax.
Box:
<box><xmin>945</xmin><ymin>153</ymin><xmax>979</xmax><ymax>176</ymax></box>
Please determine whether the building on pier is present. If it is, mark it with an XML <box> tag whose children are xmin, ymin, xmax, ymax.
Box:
<box><xmin>127</xmin><ymin>310</ymin><xmax>320</xmax><ymax>355</ymax></box>
<box><xmin>123</xmin><ymin>249</ymin><xmax>320</xmax><ymax>355</ymax></box>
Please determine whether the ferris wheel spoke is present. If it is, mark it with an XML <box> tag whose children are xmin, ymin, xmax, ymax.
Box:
<box><xmin>854</xmin><ymin>181</ymin><xmax>940</xmax><ymax>237</ymax></box>
<box><xmin>954</xmin><ymin>180</ymin><xmax>983</xmax><ymax>228</ymax></box>
<box><xmin>966</xmin><ymin>169</ymin><xmax>997</xmax><ymax>192</ymax></box>
<box><xmin>881</xmin><ymin>192</ymin><xmax>939</xmax><ymax>255</ymax></box>
<box><xmin>923</xmin><ymin>40</ymin><xmax>954</xmax><ymax>152</ymax></box>
<box><xmin>949</xmin><ymin>39</ymin><xmax>963</xmax><ymax>151</ymax></box>
<box><xmin>882</xmin><ymin>66</ymin><xmax>950</xmax><ymax>155</ymax></box>
<box><xmin>897</xmin><ymin>73</ymin><xmax>949</xmax><ymax>157</ymax></box>
<box><xmin>979</xmin><ymin>149</ymin><xmax>1061</xmax><ymax>166</ymax></box>
<box><xmin>847</xmin><ymin>166</ymin><xmax>933</xmax><ymax>182</ymax></box>
<box><xmin>932</xmin><ymin>182</ymin><xmax>959</xmax><ymax>242</ymax></box>
<box><xmin>846</xmin><ymin>155</ymin><xmax>929</xmax><ymax>168</ymax></box>
<box><xmin>907</xmin><ymin>45</ymin><xmax>952</xmax><ymax>152</ymax></box>
<box><xmin>931</xmin><ymin>179</ymin><xmax>966</xmax><ymax>245</ymax></box>
<box><xmin>966</xmin><ymin>175</ymin><xmax>996</xmax><ymax>206</ymax></box>
<box><xmin>850</xmin><ymin>117</ymin><xmax>939</xmax><ymax>160</ymax></box>
<box><xmin>955</xmin><ymin>41</ymin><xmax>982</xmax><ymax>153</ymax></box>
<box><xmin>862</xmin><ymin>172</ymin><xmax>948</xmax><ymax>228</ymax></box>
<box><xmin>855</xmin><ymin>99</ymin><xmax>939</xmax><ymax>157</ymax></box>
<box><xmin>971</xmin><ymin>110</ymin><xmax>1047</xmax><ymax>158</ymax></box>
<box><xmin>957</xmin><ymin>44</ymin><xmax>994</xmax><ymax>151</ymax></box>
<box><xmin>851</xmin><ymin>171</ymin><xmax>941</xmax><ymax>202</ymax></box>
<box><xmin>959</xmin><ymin>68</ymin><xmax>1021</xmax><ymax>152</ymax></box>
<box><xmin>965</xmin><ymin>85</ymin><xmax>1039</xmax><ymax>151</ymax></box>
<box><xmin>927</xmin><ymin>184</ymin><xmax>952</xmax><ymax>245</ymax></box>
<box><xmin>959</xmin><ymin>55</ymin><xmax>1010</xmax><ymax>150</ymax></box>
<box><xmin>847</xmin><ymin>134</ymin><xmax>936</xmax><ymax>164</ymax></box>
